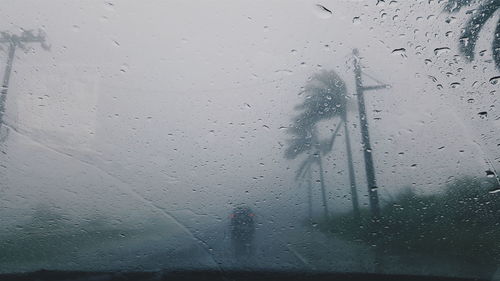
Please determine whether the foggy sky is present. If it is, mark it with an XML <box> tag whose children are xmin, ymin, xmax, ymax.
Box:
<box><xmin>0</xmin><ymin>0</ymin><xmax>499</xmax><ymax>228</ymax></box>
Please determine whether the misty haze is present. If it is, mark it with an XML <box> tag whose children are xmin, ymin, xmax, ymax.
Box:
<box><xmin>0</xmin><ymin>1</ymin><xmax>499</xmax><ymax>280</ymax></box>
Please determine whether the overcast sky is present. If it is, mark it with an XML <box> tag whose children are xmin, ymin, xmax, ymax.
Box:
<box><xmin>0</xmin><ymin>0</ymin><xmax>498</xmax><ymax>227</ymax></box>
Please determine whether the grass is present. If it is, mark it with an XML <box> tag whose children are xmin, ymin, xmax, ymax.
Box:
<box><xmin>0</xmin><ymin>206</ymin><xmax>147</xmax><ymax>264</ymax></box>
<box><xmin>318</xmin><ymin>176</ymin><xmax>500</xmax><ymax>265</ymax></box>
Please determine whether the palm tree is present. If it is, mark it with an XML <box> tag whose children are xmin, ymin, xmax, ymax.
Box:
<box><xmin>294</xmin><ymin>145</ymin><xmax>322</xmax><ymax>219</ymax></box>
<box><xmin>444</xmin><ymin>0</ymin><xmax>499</xmax><ymax>69</ymax></box>
<box><xmin>285</xmin><ymin>70</ymin><xmax>348</xmax><ymax>218</ymax></box>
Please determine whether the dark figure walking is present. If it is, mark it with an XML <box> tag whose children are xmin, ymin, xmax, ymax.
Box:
<box><xmin>230</xmin><ymin>206</ymin><xmax>255</xmax><ymax>257</ymax></box>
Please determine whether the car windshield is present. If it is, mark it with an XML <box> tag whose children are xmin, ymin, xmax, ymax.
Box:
<box><xmin>1</xmin><ymin>0</ymin><xmax>499</xmax><ymax>280</ymax></box>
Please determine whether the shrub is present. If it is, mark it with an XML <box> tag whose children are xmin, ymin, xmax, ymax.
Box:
<box><xmin>320</xmin><ymin>176</ymin><xmax>500</xmax><ymax>264</ymax></box>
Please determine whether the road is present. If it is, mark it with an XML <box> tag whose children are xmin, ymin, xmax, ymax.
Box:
<box><xmin>60</xmin><ymin>210</ymin><xmax>376</xmax><ymax>273</ymax></box>
<box><xmin>64</xmin><ymin>210</ymin><xmax>497</xmax><ymax>280</ymax></box>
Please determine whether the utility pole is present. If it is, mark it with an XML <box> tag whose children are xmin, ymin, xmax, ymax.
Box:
<box><xmin>312</xmin><ymin>128</ymin><xmax>329</xmax><ymax>218</ymax></box>
<box><xmin>352</xmin><ymin>49</ymin><xmax>389</xmax><ymax>218</ymax></box>
<box><xmin>0</xmin><ymin>29</ymin><xmax>49</xmax><ymax>131</ymax></box>
<box><xmin>343</xmin><ymin>110</ymin><xmax>360</xmax><ymax>219</ymax></box>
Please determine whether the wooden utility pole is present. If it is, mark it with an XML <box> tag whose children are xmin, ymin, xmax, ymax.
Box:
<box><xmin>0</xmin><ymin>30</ymin><xmax>49</xmax><ymax>131</ymax></box>
<box><xmin>343</xmin><ymin>111</ymin><xmax>360</xmax><ymax>219</ymax></box>
<box><xmin>352</xmin><ymin>49</ymin><xmax>389</xmax><ymax>218</ymax></box>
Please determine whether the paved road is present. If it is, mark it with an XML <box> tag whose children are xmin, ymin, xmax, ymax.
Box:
<box><xmin>74</xmin><ymin>212</ymin><xmax>319</xmax><ymax>271</ymax></box>
<box><xmin>123</xmin><ymin>210</ymin><xmax>376</xmax><ymax>272</ymax></box>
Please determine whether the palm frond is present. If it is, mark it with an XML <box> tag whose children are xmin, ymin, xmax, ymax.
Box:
<box><xmin>459</xmin><ymin>0</ymin><xmax>499</xmax><ymax>61</ymax></box>
<box><xmin>444</xmin><ymin>0</ymin><xmax>475</xmax><ymax>12</ymax></box>
<box><xmin>285</xmin><ymin>70</ymin><xmax>348</xmax><ymax>160</ymax></box>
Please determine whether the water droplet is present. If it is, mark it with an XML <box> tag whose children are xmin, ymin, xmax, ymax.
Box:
<box><xmin>489</xmin><ymin>188</ymin><xmax>500</xmax><ymax>194</ymax></box>
<box><xmin>314</xmin><ymin>4</ymin><xmax>333</xmax><ymax>19</ymax></box>
<box><xmin>458</xmin><ymin>36</ymin><xmax>469</xmax><ymax>47</ymax></box>
<box><xmin>119</xmin><ymin>63</ymin><xmax>129</xmax><ymax>73</ymax></box>
<box><xmin>275</xmin><ymin>69</ymin><xmax>293</xmax><ymax>75</ymax></box>
<box><xmin>485</xmin><ymin>170</ymin><xmax>495</xmax><ymax>178</ymax></box>
<box><xmin>445</xmin><ymin>17</ymin><xmax>456</xmax><ymax>23</ymax></box>
<box><xmin>434</xmin><ymin>47</ymin><xmax>450</xmax><ymax>56</ymax></box>
<box><xmin>391</xmin><ymin>48</ymin><xmax>407</xmax><ymax>58</ymax></box>
<box><xmin>489</xmin><ymin>76</ymin><xmax>500</xmax><ymax>85</ymax></box>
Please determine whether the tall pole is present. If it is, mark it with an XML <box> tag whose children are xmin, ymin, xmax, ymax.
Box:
<box><xmin>317</xmin><ymin>152</ymin><xmax>329</xmax><ymax>218</ymax></box>
<box><xmin>343</xmin><ymin>113</ymin><xmax>360</xmax><ymax>219</ymax></box>
<box><xmin>307</xmin><ymin>170</ymin><xmax>313</xmax><ymax>220</ymax></box>
<box><xmin>353</xmin><ymin>49</ymin><xmax>380</xmax><ymax>218</ymax></box>
<box><xmin>0</xmin><ymin>42</ymin><xmax>17</xmax><ymax>127</ymax></box>
<box><xmin>0</xmin><ymin>30</ymin><xmax>49</xmax><ymax>131</ymax></box>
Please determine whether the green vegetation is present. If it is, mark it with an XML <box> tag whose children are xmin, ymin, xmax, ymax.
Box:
<box><xmin>318</xmin><ymin>176</ymin><xmax>500</xmax><ymax>265</ymax></box>
<box><xmin>444</xmin><ymin>0</ymin><xmax>499</xmax><ymax>69</ymax></box>
<box><xmin>0</xmin><ymin>205</ymin><xmax>146</xmax><ymax>264</ymax></box>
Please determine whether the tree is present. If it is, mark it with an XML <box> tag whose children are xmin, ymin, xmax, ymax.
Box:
<box><xmin>444</xmin><ymin>0</ymin><xmax>500</xmax><ymax>69</ymax></box>
<box><xmin>285</xmin><ymin>70</ymin><xmax>348</xmax><ymax>218</ymax></box>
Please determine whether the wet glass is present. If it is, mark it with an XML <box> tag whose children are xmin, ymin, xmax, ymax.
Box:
<box><xmin>0</xmin><ymin>0</ymin><xmax>499</xmax><ymax>279</ymax></box>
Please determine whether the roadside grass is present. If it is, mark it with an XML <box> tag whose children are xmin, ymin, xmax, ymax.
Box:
<box><xmin>0</xmin><ymin>207</ymin><xmax>155</xmax><ymax>264</ymax></box>
<box><xmin>0</xmin><ymin>227</ymin><xmax>142</xmax><ymax>263</ymax></box>
<box><xmin>318</xmin><ymin>176</ymin><xmax>500</xmax><ymax>265</ymax></box>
